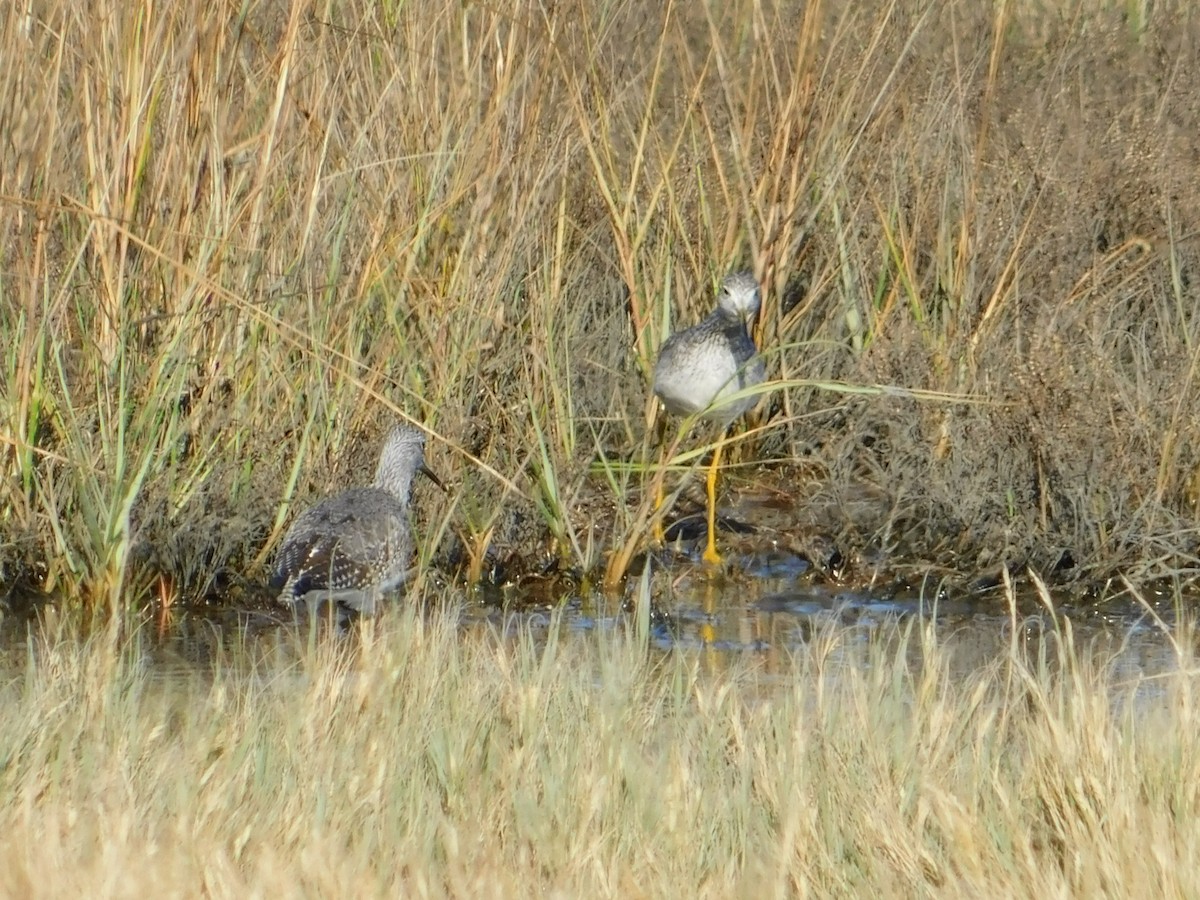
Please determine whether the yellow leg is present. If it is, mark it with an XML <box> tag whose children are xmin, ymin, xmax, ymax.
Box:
<box><xmin>651</xmin><ymin>439</ymin><xmax>669</xmax><ymax>544</ymax></box>
<box><xmin>702</xmin><ymin>439</ymin><xmax>724</xmax><ymax>565</ymax></box>
<box><xmin>699</xmin><ymin>581</ymin><xmax>716</xmax><ymax>647</ymax></box>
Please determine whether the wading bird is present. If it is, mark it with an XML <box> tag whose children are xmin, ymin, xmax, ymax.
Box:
<box><xmin>652</xmin><ymin>270</ymin><xmax>766</xmax><ymax>564</ymax></box>
<box><xmin>271</xmin><ymin>423</ymin><xmax>444</xmax><ymax>615</ymax></box>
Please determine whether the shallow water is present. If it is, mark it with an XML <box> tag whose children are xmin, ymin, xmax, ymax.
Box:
<box><xmin>462</xmin><ymin>531</ymin><xmax>1194</xmax><ymax>700</ymax></box>
<box><xmin>2</xmin><ymin>507</ymin><xmax>1193</xmax><ymax>693</ymax></box>
<box><xmin>48</xmin><ymin>547</ymin><xmax>1178</xmax><ymax>704</ymax></box>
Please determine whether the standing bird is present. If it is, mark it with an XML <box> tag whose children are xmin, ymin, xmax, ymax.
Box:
<box><xmin>652</xmin><ymin>270</ymin><xmax>766</xmax><ymax>564</ymax></box>
<box><xmin>271</xmin><ymin>424</ymin><xmax>444</xmax><ymax>616</ymax></box>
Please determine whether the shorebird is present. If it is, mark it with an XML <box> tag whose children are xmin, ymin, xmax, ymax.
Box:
<box><xmin>270</xmin><ymin>423</ymin><xmax>443</xmax><ymax>615</ymax></box>
<box><xmin>652</xmin><ymin>269</ymin><xmax>766</xmax><ymax>564</ymax></box>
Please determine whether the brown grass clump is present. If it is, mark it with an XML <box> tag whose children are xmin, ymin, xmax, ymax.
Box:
<box><xmin>0</xmin><ymin>583</ymin><xmax>1196</xmax><ymax>895</ymax></box>
<box><xmin>2</xmin><ymin>0</ymin><xmax>1200</xmax><ymax>603</ymax></box>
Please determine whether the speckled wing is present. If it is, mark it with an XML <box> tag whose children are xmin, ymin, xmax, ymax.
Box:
<box><xmin>712</xmin><ymin>319</ymin><xmax>765</xmax><ymax>420</ymax></box>
<box><xmin>653</xmin><ymin>330</ymin><xmax>716</xmax><ymax>417</ymax></box>
<box><xmin>654</xmin><ymin>318</ymin><xmax>761</xmax><ymax>422</ymax></box>
<box><xmin>270</xmin><ymin>487</ymin><xmax>413</xmax><ymax>601</ymax></box>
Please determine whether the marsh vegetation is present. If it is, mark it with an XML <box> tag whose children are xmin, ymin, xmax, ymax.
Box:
<box><xmin>2</xmin><ymin>0</ymin><xmax>1200</xmax><ymax>892</ymax></box>
<box><xmin>3</xmin><ymin>0</ymin><xmax>1199</xmax><ymax>607</ymax></box>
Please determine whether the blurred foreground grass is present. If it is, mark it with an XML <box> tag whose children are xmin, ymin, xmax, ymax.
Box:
<box><xmin>0</xmin><ymin>580</ymin><xmax>1196</xmax><ymax>895</ymax></box>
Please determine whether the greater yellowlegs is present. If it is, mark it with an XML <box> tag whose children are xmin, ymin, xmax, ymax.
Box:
<box><xmin>652</xmin><ymin>270</ymin><xmax>766</xmax><ymax>564</ymax></box>
<box><xmin>271</xmin><ymin>424</ymin><xmax>444</xmax><ymax>615</ymax></box>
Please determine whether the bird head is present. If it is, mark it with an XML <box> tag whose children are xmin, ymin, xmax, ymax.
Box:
<box><xmin>716</xmin><ymin>270</ymin><xmax>761</xmax><ymax>325</ymax></box>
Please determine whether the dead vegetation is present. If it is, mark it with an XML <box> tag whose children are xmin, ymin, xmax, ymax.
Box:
<box><xmin>0</xmin><ymin>585</ymin><xmax>1197</xmax><ymax>896</ymax></box>
<box><xmin>1</xmin><ymin>0</ymin><xmax>1199</xmax><ymax>606</ymax></box>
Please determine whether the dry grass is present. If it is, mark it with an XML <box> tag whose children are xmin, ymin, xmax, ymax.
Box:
<box><xmin>6</xmin><ymin>3</ymin><xmax>1200</xmax><ymax>890</ymax></box>
<box><xmin>0</xmin><ymin>581</ymin><xmax>1193</xmax><ymax>896</ymax></box>
<box><xmin>2</xmin><ymin>0</ymin><xmax>1200</xmax><ymax>603</ymax></box>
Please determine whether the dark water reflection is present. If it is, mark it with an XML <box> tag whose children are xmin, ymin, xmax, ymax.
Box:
<box><xmin>2</xmin><ymin>547</ymin><xmax>1193</xmax><ymax>698</ymax></box>
<box><xmin>471</xmin><ymin>542</ymin><xmax>1190</xmax><ymax>696</ymax></box>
